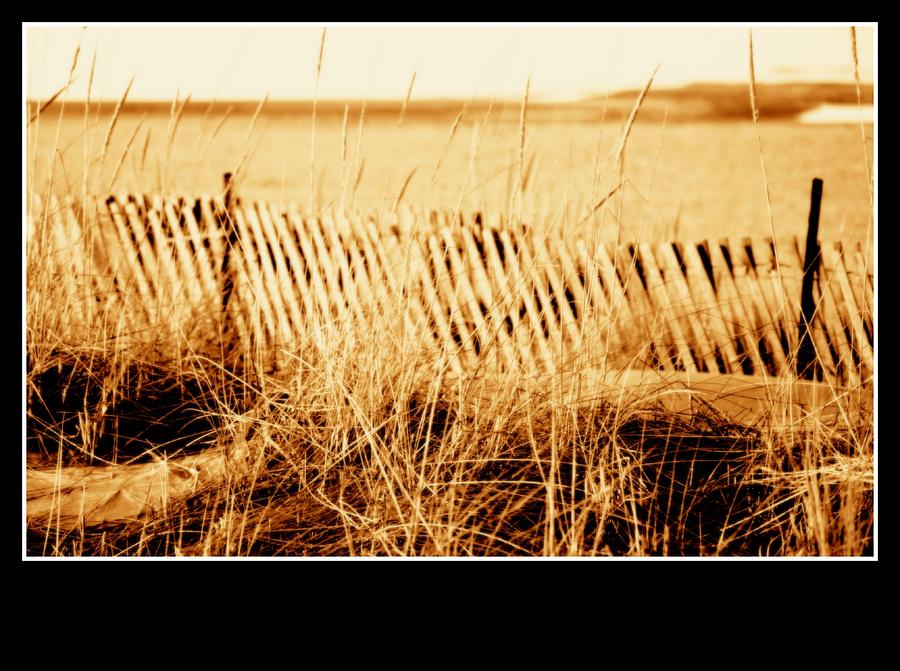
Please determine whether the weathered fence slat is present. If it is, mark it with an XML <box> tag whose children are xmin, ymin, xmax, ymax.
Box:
<box><xmin>637</xmin><ymin>242</ymin><xmax>699</xmax><ymax>373</ymax></box>
<box><xmin>609</xmin><ymin>242</ymin><xmax>671</xmax><ymax>370</ymax></box>
<box><xmin>572</xmin><ymin>238</ymin><xmax>623</xmax><ymax>367</ymax></box>
<box><xmin>840</xmin><ymin>241</ymin><xmax>874</xmax><ymax>347</ymax></box>
<box><xmin>403</xmin><ymin>223</ymin><xmax>467</xmax><ymax>374</ymax></box>
<box><xmin>500</xmin><ymin>225</ymin><xmax>557</xmax><ymax>373</ymax></box>
<box><xmin>427</xmin><ymin>229</ymin><xmax>478</xmax><ymax>366</ymax></box>
<box><xmin>534</xmin><ymin>231</ymin><xmax>581</xmax><ymax>352</ymax></box>
<box><xmin>257</xmin><ymin>203</ymin><xmax>307</xmax><ymax>349</ymax></box>
<box><xmin>654</xmin><ymin>242</ymin><xmax>719</xmax><ymax>374</ymax></box>
<box><xmin>512</xmin><ymin>227</ymin><xmax>566</xmax><ymax>364</ymax></box>
<box><xmin>145</xmin><ymin>200</ymin><xmax>186</xmax><ymax>328</ymax></box>
<box><xmin>440</xmin><ymin>221</ymin><xmax>506</xmax><ymax>371</ymax></box>
<box><xmin>813</xmin><ymin>244</ymin><xmax>856</xmax><ymax>386</ymax></box>
<box><xmin>164</xmin><ymin>200</ymin><xmax>211</xmax><ymax>316</ymax></box>
<box><xmin>727</xmin><ymin>238</ymin><xmax>786</xmax><ymax>377</ymax></box>
<box><xmin>105</xmin><ymin>197</ymin><xmax>156</xmax><ymax>327</ymax></box>
<box><xmin>458</xmin><ymin>221</ymin><xmax>521</xmax><ymax>372</ymax></box>
<box><xmin>232</xmin><ymin>206</ymin><xmax>280</xmax><ymax>346</ymax></box>
<box><xmin>711</xmin><ymin>239</ymin><xmax>767</xmax><ymax>375</ymax></box>
<box><xmin>678</xmin><ymin>241</ymin><xmax>734</xmax><ymax>374</ymax></box>
<box><xmin>739</xmin><ymin>237</ymin><xmax>789</xmax><ymax>376</ymax></box>
<box><xmin>479</xmin><ymin>217</ymin><xmax>539</xmax><ymax>373</ymax></box>
<box><xmin>823</xmin><ymin>243</ymin><xmax>873</xmax><ymax>377</ymax></box>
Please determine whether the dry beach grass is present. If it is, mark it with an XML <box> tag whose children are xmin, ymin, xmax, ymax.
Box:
<box><xmin>24</xmin><ymin>32</ymin><xmax>875</xmax><ymax>557</ymax></box>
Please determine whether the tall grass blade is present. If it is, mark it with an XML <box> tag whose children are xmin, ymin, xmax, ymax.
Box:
<box><xmin>748</xmin><ymin>31</ymin><xmax>783</xmax><ymax>292</ymax></box>
<box><xmin>850</xmin><ymin>26</ymin><xmax>873</xmax><ymax>212</ymax></box>
<box><xmin>99</xmin><ymin>76</ymin><xmax>135</xmax><ymax>167</ymax></box>
<box><xmin>28</xmin><ymin>80</ymin><xmax>73</xmax><ymax>125</ymax></box>
<box><xmin>310</xmin><ymin>27</ymin><xmax>327</xmax><ymax>214</ymax></box>
<box><xmin>108</xmin><ymin>113</ymin><xmax>147</xmax><ymax>192</ymax></box>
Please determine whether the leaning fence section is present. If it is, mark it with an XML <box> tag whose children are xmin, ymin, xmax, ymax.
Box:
<box><xmin>26</xmin><ymin>193</ymin><xmax>874</xmax><ymax>386</ymax></box>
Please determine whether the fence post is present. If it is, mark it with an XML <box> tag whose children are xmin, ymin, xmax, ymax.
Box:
<box><xmin>223</xmin><ymin>172</ymin><xmax>235</xmax><ymax>212</ymax></box>
<box><xmin>796</xmin><ymin>178</ymin><xmax>823</xmax><ymax>380</ymax></box>
<box><xmin>220</xmin><ymin>172</ymin><xmax>239</xmax><ymax>314</ymax></box>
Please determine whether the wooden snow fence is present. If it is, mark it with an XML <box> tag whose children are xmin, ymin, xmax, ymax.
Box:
<box><xmin>28</xmin><ymin>192</ymin><xmax>874</xmax><ymax>386</ymax></box>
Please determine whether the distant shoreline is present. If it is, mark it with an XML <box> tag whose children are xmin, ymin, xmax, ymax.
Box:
<box><xmin>27</xmin><ymin>81</ymin><xmax>873</xmax><ymax>124</ymax></box>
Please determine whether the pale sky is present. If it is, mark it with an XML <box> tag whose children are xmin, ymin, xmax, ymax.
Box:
<box><xmin>25</xmin><ymin>23</ymin><xmax>875</xmax><ymax>102</ymax></box>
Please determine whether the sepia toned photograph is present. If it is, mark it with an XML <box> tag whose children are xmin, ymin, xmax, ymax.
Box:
<box><xmin>23</xmin><ymin>22</ymin><xmax>875</xmax><ymax>558</ymax></box>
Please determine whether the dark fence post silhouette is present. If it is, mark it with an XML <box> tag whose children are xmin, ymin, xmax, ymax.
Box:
<box><xmin>797</xmin><ymin>177</ymin><xmax>823</xmax><ymax>380</ymax></box>
<box><xmin>219</xmin><ymin>172</ymin><xmax>239</xmax><ymax>315</ymax></box>
<box><xmin>223</xmin><ymin>172</ymin><xmax>235</xmax><ymax>212</ymax></box>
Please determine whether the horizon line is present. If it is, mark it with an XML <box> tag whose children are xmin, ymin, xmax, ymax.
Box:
<box><xmin>25</xmin><ymin>79</ymin><xmax>875</xmax><ymax>107</ymax></box>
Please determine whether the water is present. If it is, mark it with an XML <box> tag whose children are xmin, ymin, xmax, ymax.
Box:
<box><xmin>798</xmin><ymin>104</ymin><xmax>875</xmax><ymax>125</ymax></box>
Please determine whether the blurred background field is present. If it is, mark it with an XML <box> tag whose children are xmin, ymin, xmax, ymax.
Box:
<box><xmin>28</xmin><ymin>82</ymin><xmax>874</xmax><ymax>244</ymax></box>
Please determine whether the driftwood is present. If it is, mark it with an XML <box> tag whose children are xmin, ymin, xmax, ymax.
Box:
<box><xmin>27</xmin><ymin>440</ymin><xmax>251</xmax><ymax>531</ymax></box>
<box><xmin>557</xmin><ymin>369</ymin><xmax>870</xmax><ymax>426</ymax></box>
